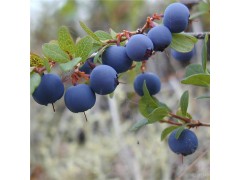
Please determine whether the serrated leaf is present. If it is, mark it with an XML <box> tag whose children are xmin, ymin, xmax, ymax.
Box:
<box><xmin>170</xmin><ymin>33</ymin><xmax>198</xmax><ymax>53</ymax></box>
<box><xmin>42</xmin><ymin>57</ymin><xmax>51</xmax><ymax>72</ymax></box>
<box><xmin>161</xmin><ymin>126</ymin><xmax>179</xmax><ymax>141</ymax></box>
<box><xmin>129</xmin><ymin>119</ymin><xmax>148</xmax><ymax>132</ymax></box>
<box><xmin>196</xmin><ymin>94</ymin><xmax>210</xmax><ymax>99</ymax></box>
<box><xmin>30</xmin><ymin>72</ymin><xmax>41</xmax><ymax>94</ymax></box>
<box><xmin>109</xmin><ymin>28</ymin><xmax>117</xmax><ymax>39</ymax></box>
<box><xmin>175</xmin><ymin>126</ymin><xmax>185</xmax><ymax>139</ymax></box>
<box><xmin>79</xmin><ymin>21</ymin><xmax>100</xmax><ymax>42</ymax></box>
<box><xmin>30</xmin><ymin>53</ymin><xmax>44</xmax><ymax>67</ymax></box>
<box><xmin>147</xmin><ymin>107</ymin><xmax>169</xmax><ymax>123</ymax></box>
<box><xmin>202</xmin><ymin>34</ymin><xmax>209</xmax><ymax>73</ymax></box>
<box><xmin>42</xmin><ymin>43</ymin><xmax>70</xmax><ymax>63</ymax></box>
<box><xmin>59</xmin><ymin>57</ymin><xmax>82</xmax><ymax>72</ymax></box>
<box><xmin>180</xmin><ymin>91</ymin><xmax>189</xmax><ymax>116</ymax></box>
<box><xmin>184</xmin><ymin>64</ymin><xmax>204</xmax><ymax>78</ymax></box>
<box><xmin>181</xmin><ymin>74</ymin><xmax>210</xmax><ymax>87</ymax></box>
<box><xmin>58</xmin><ymin>26</ymin><xmax>76</xmax><ymax>55</ymax></box>
<box><xmin>75</xmin><ymin>36</ymin><xmax>93</xmax><ymax>63</ymax></box>
<box><xmin>94</xmin><ymin>30</ymin><xmax>112</xmax><ymax>40</ymax></box>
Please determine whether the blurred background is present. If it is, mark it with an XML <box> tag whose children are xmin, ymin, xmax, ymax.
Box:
<box><xmin>30</xmin><ymin>0</ymin><xmax>210</xmax><ymax>179</ymax></box>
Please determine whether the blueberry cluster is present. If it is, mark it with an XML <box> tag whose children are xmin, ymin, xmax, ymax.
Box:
<box><xmin>32</xmin><ymin>2</ymin><xmax>192</xmax><ymax>114</ymax></box>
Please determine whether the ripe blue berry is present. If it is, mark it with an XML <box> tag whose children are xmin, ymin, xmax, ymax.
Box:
<box><xmin>90</xmin><ymin>65</ymin><xmax>118</xmax><ymax>95</ymax></box>
<box><xmin>32</xmin><ymin>73</ymin><xmax>64</xmax><ymax>106</ymax></box>
<box><xmin>133</xmin><ymin>72</ymin><xmax>161</xmax><ymax>96</ymax></box>
<box><xmin>126</xmin><ymin>34</ymin><xmax>154</xmax><ymax>61</ymax></box>
<box><xmin>102</xmin><ymin>45</ymin><xmax>133</xmax><ymax>73</ymax></box>
<box><xmin>171</xmin><ymin>48</ymin><xmax>194</xmax><ymax>61</ymax></box>
<box><xmin>168</xmin><ymin>129</ymin><xmax>198</xmax><ymax>156</ymax></box>
<box><xmin>147</xmin><ymin>25</ymin><xmax>172</xmax><ymax>51</ymax></box>
<box><xmin>163</xmin><ymin>3</ymin><xmax>190</xmax><ymax>33</ymax></box>
<box><xmin>79</xmin><ymin>57</ymin><xmax>94</xmax><ymax>74</ymax></box>
<box><xmin>64</xmin><ymin>84</ymin><xmax>96</xmax><ymax>113</ymax></box>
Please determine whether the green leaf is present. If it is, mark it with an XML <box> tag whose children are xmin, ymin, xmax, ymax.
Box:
<box><xmin>202</xmin><ymin>34</ymin><xmax>209</xmax><ymax>73</ymax></box>
<box><xmin>42</xmin><ymin>57</ymin><xmax>51</xmax><ymax>73</ymax></box>
<box><xmin>147</xmin><ymin>107</ymin><xmax>169</xmax><ymax>123</ymax></box>
<box><xmin>75</xmin><ymin>36</ymin><xmax>93</xmax><ymax>63</ymax></box>
<box><xmin>30</xmin><ymin>53</ymin><xmax>44</xmax><ymax>67</ymax></box>
<box><xmin>175</xmin><ymin>126</ymin><xmax>185</xmax><ymax>139</ymax></box>
<box><xmin>30</xmin><ymin>72</ymin><xmax>41</xmax><ymax>94</ymax></box>
<box><xmin>180</xmin><ymin>91</ymin><xmax>189</xmax><ymax>116</ymax></box>
<box><xmin>58</xmin><ymin>26</ymin><xmax>76</xmax><ymax>55</ymax></box>
<box><xmin>189</xmin><ymin>11</ymin><xmax>208</xmax><ymax>20</ymax></box>
<box><xmin>161</xmin><ymin>126</ymin><xmax>179</xmax><ymax>141</ymax></box>
<box><xmin>196</xmin><ymin>94</ymin><xmax>210</xmax><ymax>99</ymax></box>
<box><xmin>199</xmin><ymin>0</ymin><xmax>210</xmax><ymax>12</ymax></box>
<box><xmin>49</xmin><ymin>40</ymin><xmax>58</xmax><ymax>45</ymax></box>
<box><xmin>184</xmin><ymin>64</ymin><xmax>204</xmax><ymax>78</ymax></box>
<box><xmin>176</xmin><ymin>109</ymin><xmax>192</xmax><ymax>119</ymax></box>
<box><xmin>129</xmin><ymin>119</ymin><xmax>148</xmax><ymax>132</ymax></box>
<box><xmin>170</xmin><ymin>33</ymin><xmax>198</xmax><ymax>53</ymax></box>
<box><xmin>139</xmin><ymin>81</ymin><xmax>170</xmax><ymax>119</ymax></box>
<box><xmin>93</xmin><ymin>44</ymin><xmax>110</xmax><ymax>63</ymax></box>
<box><xmin>152</xmin><ymin>97</ymin><xmax>171</xmax><ymax>112</ymax></box>
<box><xmin>94</xmin><ymin>30</ymin><xmax>112</xmax><ymax>40</ymax></box>
<box><xmin>139</xmin><ymin>81</ymin><xmax>159</xmax><ymax>117</ymax></box>
<box><xmin>89</xmin><ymin>43</ymin><xmax>102</xmax><ymax>55</ymax></box>
<box><xmin>59</xmin><ymin>57</ymin><xmax>82</xmax><ymax>72</ymax></box>
<box><xmin>79</xmin><ymin>21</ymin><xmax>101</xmax><ymax>42</ymax></box>
<box><xmin>181</xmin><ymin>74</ymin><xmax>210</xmax><ymax>87</ymax></box>
<box><xmin>42</xmin><ymin>43</ymin><xmax>70</xmax><ymax>63</ymax></box>
<box><xmin>186</xmin><ymin>113</ymin><xmax>192</xmax><ymax>119</ymax></box>
<box><xmin>109</xmin><ymin>28</ymin><xmax>117</xmax><ymax>39</ymax></box>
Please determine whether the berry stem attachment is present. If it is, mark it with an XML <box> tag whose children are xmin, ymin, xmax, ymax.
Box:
<box><xmin>51</xmin><ymin>103</ymin><xmax>55</xmax><ymax>112</ymax></box>
<box><xmin>83</xmin><ymin>111</ymin><xmax>88</xmax><ymax>122</ymax></box>
<box><xmin>141</xmin><ymin>60</ymin><xmax>147</xmax><ymax>73</ymax></box>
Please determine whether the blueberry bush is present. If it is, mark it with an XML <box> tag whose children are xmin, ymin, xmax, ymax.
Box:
<box><xmin>30</xmin><ymin>1</ymin><xmax>210</xmax><ymax>173</ymax></box>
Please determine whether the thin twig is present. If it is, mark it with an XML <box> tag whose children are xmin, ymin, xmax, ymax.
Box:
<box><xmin>159</xmin><ymin>113</ymin><xmax>210</xmax><ymax>128</ymax></box>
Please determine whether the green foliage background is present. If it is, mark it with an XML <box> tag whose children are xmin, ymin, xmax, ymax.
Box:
<box><xmin>30</xmin><ymin>0</ymin><xmax>210</xmax><ymax>179</ymax></box>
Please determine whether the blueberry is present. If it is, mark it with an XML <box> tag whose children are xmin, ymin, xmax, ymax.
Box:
<box><xmin>147</xmin><ymin>25</ymin><xmax>172</xmax><ymax>51</ymax></box>
<box><xmin>168</xmin><ymin>129</ymin><xmax>198</xmax><ymax>156</ymax></box>
<box><xmin>64</xmin><ymin>84</ymin><xmax>96</xmax><ymax>113</ymax></box>
<box><xmin>133</xmin><ymin>72</ymin><xmax>161</xmax><ymax>96</ymax></box>
<box><xmin>171</xmin><ymin>48</ymin><xmax>195</xmax><ymax>61</ymax></box>
<box><xmin>32</xmin><ymin>73</ymin><xmax>64</xmax><ymax>105</ymax></box>
<box><xmin>79</xmin><ymin>57</ymin><xmax>94</xmax><ymax>74</ymax></box>
<box><xmin>90</xmin><ymin>65</ymin><xmax>118</xmax><ymax>95</ymax></box>
<box><xmin>102</xmin><ymin>45</ymin><xmax>133</xmax><ymax>73</ymax></box>
<box><xmin>126</xmin><ymin>34</ymin><xmax>154</xmax><ymax>61</ymax></box>
<box><xmin>163</xmin><ymin>3</ymin><xmax>190</xmax><ymax>33</ymax></box>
